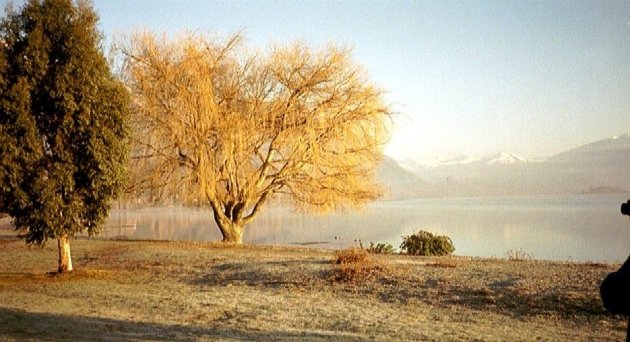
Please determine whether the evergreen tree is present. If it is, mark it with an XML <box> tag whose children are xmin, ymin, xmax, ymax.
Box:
<box><xmin>0</xmin><ymin>0</ymin><xmax>129</xmax><ymax>272</ymax></box>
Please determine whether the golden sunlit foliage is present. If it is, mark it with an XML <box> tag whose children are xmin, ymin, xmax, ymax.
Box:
<box><xmin>119</xmin><ymin>32</ymin><xmax>391</xmax><ymax>242</ymax></box>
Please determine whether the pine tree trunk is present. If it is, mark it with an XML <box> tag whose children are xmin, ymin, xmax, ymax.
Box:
<box><xmin>218</xmin><ymin>222</ymin><xmax>244</xmax><ymax>244</ymax></box>
<box><xmin>57</xmin><ymin>235</ymin><xmax>73</xmax><ymax>273</ymax></box>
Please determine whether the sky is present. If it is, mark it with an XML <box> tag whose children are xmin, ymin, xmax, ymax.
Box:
<box><xmin>4</xmin><ymin>0</ymin><xmax>629</xmax><ymax>164</ymax></box>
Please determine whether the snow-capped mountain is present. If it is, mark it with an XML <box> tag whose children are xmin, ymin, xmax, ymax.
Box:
<box><xmin>435</xmin><ymin>154</ymin><xmax>480</xmax><ymax>166</ymax></box>
<box><xmin>483</xmin><ymin>152</ymin><xmax>528</xmax><ymax>165</ymax></box>
<box><xmin>401</xmin><ymin>152</ymin><xmax>528</xmax><ymax>172</ymax></box>
<box><xmin>399</xmin><ymin>154</ymin><xmax>473</xmax><ymax>170</ymax></box>
<box><xmin>390</xmin><ymin>133</ymin><xmax>630</xmax><ymax>197</ymax></box>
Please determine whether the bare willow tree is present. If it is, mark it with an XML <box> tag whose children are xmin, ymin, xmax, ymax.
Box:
<box><xmin>119</xmin><ymin>32</ymin><xmax>390</xmax><ymax>243</ymax></box>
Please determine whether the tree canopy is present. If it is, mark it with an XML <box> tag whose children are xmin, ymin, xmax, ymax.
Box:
<box><xmin>0</xmin><ymin>0</ymin><xmax>129</xmax><ymax>272</ymax></box>
<box><xmin>120</xmin><ymin>32</ymin><xmax>390</xmax><ymax>243</ymax></box>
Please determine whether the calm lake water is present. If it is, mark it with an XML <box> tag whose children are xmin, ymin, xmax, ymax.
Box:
<box><xmin>102</xmin><ymin>193</ymin><xmax>630</xmax><ymax>263</ymax></box>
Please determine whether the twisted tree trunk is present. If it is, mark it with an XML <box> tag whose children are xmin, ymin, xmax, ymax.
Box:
<box><xmin>57</xmin><ymin>235</ymin><xmax>73</xmax><ymax>273</ymax></box>
<box><xmin>218</xmin><ymin>222</ymin><xmax>244</xmax><ymax>244</ymax></box>
<box><xmin>211</xmin><ymin>199</ymin><xmax>247</xmax><ymax>244</ymax></box>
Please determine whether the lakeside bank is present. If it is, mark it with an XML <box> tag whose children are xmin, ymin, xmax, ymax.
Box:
<box><xmin>0</xmin><ymin>231</ymin><xmax>626</xmax><ymax>341</ymax></box>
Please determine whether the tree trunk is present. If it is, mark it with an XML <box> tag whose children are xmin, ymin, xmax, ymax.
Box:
<box><xmin>218</xmin><ymin>222</ymin><xmax>244</xmax><ymax>244</ymax></box>
<box><xmin>57</xmin><ymin>235</ymin><xmax>73</xmax><ymax>273</ymax></box>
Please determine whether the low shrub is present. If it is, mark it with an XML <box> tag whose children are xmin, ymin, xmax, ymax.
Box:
<box><xmin>366</xmin><ymin>242</ymin><xmax>395</xmax><ymax>254</ymax></box>
<box><xmin>400</xmin><ymin>230</ymin><xmax>455</xmax><ymax>256</ymax></box>
<box><xmin>332</xmin><ymin>247</ymin><xmax>384</xmax><ymax>283</ymax></box>
<box><xmin>334</xmin><ymin>247</ymin><xmax>369</xmax><ymax>264</ymax></box>
<box><xmin>505</xmin><ymin>248</ymin><xmax>533</xmax><ymax>261</ymax></box>
<box><xmin>332</xmin><ymin>262</ymin><xmax>385</xmax><ymax>283</ymax></box>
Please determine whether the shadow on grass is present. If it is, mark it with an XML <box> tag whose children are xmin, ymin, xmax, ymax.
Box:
<box><xmin>187</xmin><ymin>256</ymin><xmax>610</xmax><ymax>320</ymax></box>
<box><xmin>0</xmin><ymin>306</ymin><xmax>362</xmax><ymax>341</ymax></box>
<box><xmin>189</xmin><ymin>258</ymin><xmax>605</xmax><ymax>319</ymax></box>
<box><xmin>444</xmin><ymin>284</ymin><xmax>606</xmax><ymax>317</ymax></box>
<box><xmin>188</xmin><ymin>260</ymin><xmax>329</xmax><ymax>289</ymax></box>
<box><xmin>371</xmin><ymin>277</ymin><xmax>608</xmax><ymax>319</ymax></box>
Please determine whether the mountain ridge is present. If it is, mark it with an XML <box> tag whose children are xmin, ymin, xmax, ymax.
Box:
<box><xmin>382</xmin><ymin>133</ymin><xmax>630</xmax><ymax>198</ymax></box>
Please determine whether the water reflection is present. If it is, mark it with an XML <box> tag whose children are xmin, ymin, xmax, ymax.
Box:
<box><xmin>105</xmin><ymin>207</ymin><xmax>221</xmax><ymax>241</ymax></box>
<box><xmin>100</xmin><ymin>194</ymin><xmax>630</xmax><ymax>263</ymax></box>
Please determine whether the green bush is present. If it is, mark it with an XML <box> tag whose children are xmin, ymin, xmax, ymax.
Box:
<box><xmin>366</xmin><ymin>242</ymin><xmax>395</xmax><ymax>254</ymax></box>
<box><xmin>400</xmin><ymin>230</ymin><xmax>455</xmax><ymax>256</ymax></box>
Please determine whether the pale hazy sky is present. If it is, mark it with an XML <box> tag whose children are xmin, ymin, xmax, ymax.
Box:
<box><xmin>4</xmin><ymin>0</ymin><xmax>629</xmax><ymax>163</ymax></box>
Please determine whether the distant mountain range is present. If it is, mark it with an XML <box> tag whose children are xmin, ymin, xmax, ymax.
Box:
<box><xmin>378</xmin><ymin>133</ymin><xmax>630</xmax><ymax>199</ymax></box>
<box><xmin>376</xmin><ymin>157</ymin><xmax>425</xmax><ymax>200</ymax></box>
<box><xmin>401</xmin><ymin>151</ymin><xmax>529</xmax><ymax>169</ymax></box>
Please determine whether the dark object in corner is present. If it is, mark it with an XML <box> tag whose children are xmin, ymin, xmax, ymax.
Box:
<box><xmin>601</xmin><ymin>256</ymin><xmax>630</xmax><ymax>316</ymax></box>
<box><xmin>600</xmin><ymin>200</ymin><xmax>630</xmax><ymax>341</ymax></box>
<box><xmin>601</xmin><ymin>255</ymin><xmax>630</xmax><ymax>342</ymax></box>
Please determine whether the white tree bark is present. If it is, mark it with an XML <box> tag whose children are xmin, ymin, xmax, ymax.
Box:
<box><xmin>57</xmin><ymin>235</ymin><xmax>73</xmax><ymax>273</ymax></box>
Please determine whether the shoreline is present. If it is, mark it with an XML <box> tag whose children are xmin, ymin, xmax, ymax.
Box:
<box><xmin>0</xmin><ymin>226</ymin><xmax>625</xmax><ymax>265</ymax></box>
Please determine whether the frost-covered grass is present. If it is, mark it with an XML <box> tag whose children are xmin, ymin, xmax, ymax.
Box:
<box><xmin>0</xmin><ymin>229</ymin><xmax>626</xmax><ymax>341</ymax></box>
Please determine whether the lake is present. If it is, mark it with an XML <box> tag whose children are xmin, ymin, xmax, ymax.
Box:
<box><xmin>102</xmin><ymin>193</ymin><xmax>630</xmax><ymax>263</ymax></box>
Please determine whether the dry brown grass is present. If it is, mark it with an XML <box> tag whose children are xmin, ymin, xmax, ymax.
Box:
<box><xmin>331</xmin><ymin>247</ymin><xmax>387</xmax><ymax>283</ymax></box>
<box><xmin>0</xmin><ymin>230</ymin><xmax>626</xmax><ymax>341</ymax></box>
<box><xmin>331</xmin><ymin>262</ymin><xmax>387</xmax><ymax>284</ymax></box>
<box><xmin>427</xmin><ymin>258</ymin><xmax>458</xmax><ymax>268</ymax></box>
<box><xmin>333</xmin><ymin>247</ymin><xmax>369</xmax><ymax>264</ymax></box>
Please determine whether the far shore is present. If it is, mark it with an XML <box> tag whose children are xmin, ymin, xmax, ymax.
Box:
<box><xmin>0</xmin><ymin>229</ymin><xmax>627</xmax><ymax>341</ymax></box>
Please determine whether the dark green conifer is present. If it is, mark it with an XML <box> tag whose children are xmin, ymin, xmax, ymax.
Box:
<box><xmin>0</xmin><ymin>0</ymin><xmax>129</xmax><ymax>272</ymax></box>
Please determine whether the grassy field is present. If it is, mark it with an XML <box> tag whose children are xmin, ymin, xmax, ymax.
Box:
<box><xmin>0</xmin><ymin>229</ymin><xmax>627</xmax><ymax>341</ymax></box>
